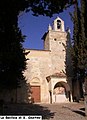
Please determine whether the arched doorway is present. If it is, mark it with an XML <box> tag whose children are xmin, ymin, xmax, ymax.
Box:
<box><xmin>30</xmin><ymin>77</ymin><xmax>41</xmax><ymax>103</ymax></box>
<box><xmin>53</xmin><ymin>81</ymin><xmax>70</xmax><ymax>103</ymax></box>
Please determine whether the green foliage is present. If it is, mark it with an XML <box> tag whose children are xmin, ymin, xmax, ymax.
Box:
<box><xmin>29</xmin><ymin>0</ymin><xmax>76</xmax><ymax>17</ymax></box>
<box><xmin>77</xmin><ymin>0</ymin><xmax>87</xmax><ymax>79</ymax></box>
<box><xmin>71</xmin><ymin>2</ymin><xmax>81</xmax><ymax>74</ymax></box>
<box><xmin>65</xmin><ymin>28</ymin><xmax>73</xmax><ymax>78</ymax></box>
<box><xmin>0</xmin><ymin>1</ymin><xmax>27</xmax><ymax>90</ymax></box>
<box><xmin>80</xmin><ymin>0</ymin><xmax>87</xmax><ymax>82</ymax></box>
<box><xmin>0</xmin><ymin>24</ymin><xmax>27</xmax><ymax>89</ymax></box>
<box><xmin>0</xmin><ymin>0</ymin><xmax>76</xmax><ymax>17</ymax></box>
<box><xmin>71</xmin><ymin>0</ymin><xmax>87</xmax><ymax>82</ymax></box>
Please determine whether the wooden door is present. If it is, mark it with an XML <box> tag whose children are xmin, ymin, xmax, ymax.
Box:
<box><xmin>31</xmin><ymin>86</ymin><xmax>40</xmax><ymax>102</ymax></box>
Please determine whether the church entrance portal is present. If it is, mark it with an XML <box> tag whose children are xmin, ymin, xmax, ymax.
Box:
<box><xmin>31</xmin><ymin>86</ymin><xmax>40</xmax><ymax>103</ymax></box>
<box><xmin>30</xmin><ymin>77</ymin><xmax>41</xmax><ymax>103</ymax></box>
<box><xmin>53</xmin><ymin>81</ymin><xmax>70</xmax><ymax>103</ymax></box>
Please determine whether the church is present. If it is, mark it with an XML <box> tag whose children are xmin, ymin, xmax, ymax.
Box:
<box><xmin>24</xmin><ymin>17</ymin><xmax>71</xmax><ymax>103</ymax></box>
<box><xmin>0</xmin><ymin>17</ymin><xmax>83</xmax><ymax>104</ymax></box>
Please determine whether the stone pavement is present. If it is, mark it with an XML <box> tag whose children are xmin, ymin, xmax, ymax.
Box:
<box><xmin>41</xmin><ymin>102</ymin><xmax>86</xmax><ymax>120</ymax></box>
<box><xmin>2</xmin><ymin>102</ymin><xmax>87</xmax><ymax>120</ymax></box>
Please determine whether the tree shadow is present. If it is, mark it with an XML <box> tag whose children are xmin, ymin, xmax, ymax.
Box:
<box><xmin>73</xmin><ymin>110</ymin><xmax>85</xmax><ymax>116</ymax></box>
<box><xmin>3</xmin><ymin>103</ymin><xmax>55</xmax><ymax>119</ymax></box>
<box><xmin>72</xmin><ymin>107</ymin><xmax>85</xmax><ymax>117</ymax></box>
<box><xmin>72</xmin><ymin>106</ymin><xmax>86</xmax><ymax>116</ymax></box>
<box><xmin>80</xmin><ymin>107</ymin><xmax>85</xmax><ymax>111</ymax></box>
<box><xmin>63</xmin><ymin>105</ymin><xmax>86</xmax><ymax>117</ymax></box>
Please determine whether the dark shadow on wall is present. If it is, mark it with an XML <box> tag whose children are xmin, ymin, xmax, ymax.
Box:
<box><xmin>17</xmin><ymin>81</ymin><xmax>32</xmax><ymax>103</ymax></box>
<box><xmin>0</xmin><ymin>80</ymin><xmax>33</xmax><ymax>115</ymax></box>
<box><xmin>0</xmin><ymin>80</ymin><xmax>32</xmax><ymax>104</ymax></box>
<box><xmin>2</xmin><ymin>103</ymin><xmax>55</xmax><ymax>119</ymax></box>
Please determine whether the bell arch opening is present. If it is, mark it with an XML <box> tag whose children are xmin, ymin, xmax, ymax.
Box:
<box><xmin>57</xmin><ymin>20</ymin><xmax>61</xmax><ymax>29</ymax></box>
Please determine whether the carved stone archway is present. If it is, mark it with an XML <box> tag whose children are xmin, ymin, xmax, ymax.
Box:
<box><xmin>53</xmin><ymin>81</ymin><xmax>70</xmax><ymax>103</ymax></box>
<box><xmin>46</xmin><ymin>73</ymin><xmax>71</xmax><ymax>103</ymax></box>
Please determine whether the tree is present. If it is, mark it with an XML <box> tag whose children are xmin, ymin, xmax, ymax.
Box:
<box><xmin>0</xmin><ymin>2</ymin><xmax>27</xmax><ymax>89</ymax></box>
<box><xmin>65</xmin><ymin>27</ymin><xmax>73</xmax><ymax>102</ymax></box>
<box><xmin>80</xmin><ymin>0</ymin><xmax>87</xmax><ymax>115</ymax></box>
<box><xmin>0</xmin><ymin>1</ymin><xmax>28</xmax><ymax>103</ymax></box>
<box><xmin>70</xmin><ymin>1</ymin><xmax>83</xmax><ymax>102</ymax></box>
<box><xmin>0</xmin><ymin>0</ymin><xmax>76</xmax><ymax>18</ymax></box>
<box><xmin>71</xmin><ymin>0</ymin><xmax>87</xmax><ymax>115</ymax></box>
<box><xmin>80</xmin><ymin>0</ymin><xmax>87</xmax><ymax>78</ymax></box>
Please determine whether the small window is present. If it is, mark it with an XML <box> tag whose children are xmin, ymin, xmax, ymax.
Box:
<box><xmin>57</xmin><ymin>20</ymin><xmax>61</xmax><ymax>29</ymax></box>
<box><xmin>54</xmin><ymin>38</ymin><xmax>57</xmax><ymax>41</ymax></box>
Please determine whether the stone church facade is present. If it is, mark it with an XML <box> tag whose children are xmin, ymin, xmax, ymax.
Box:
<box><xmin>0</xmin><ymin>17</ymin><xmax>84</xmax><ymax>104</ymax></box>
<box><xmin>24</xmin><ymin>17</ymin><xmax>71</xmax><ymax>103</ymax></box>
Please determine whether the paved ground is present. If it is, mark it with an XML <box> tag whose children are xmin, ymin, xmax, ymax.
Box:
<box><xmin>2</xmin><ymin>102</ymin><xmax>87</xmax><ymax>120</ymax></box>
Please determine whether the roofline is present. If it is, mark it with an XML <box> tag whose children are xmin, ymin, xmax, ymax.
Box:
<box><xmin>25</xmin><ymin>48</ymin><xmax>51</xmax><ymax>52</ymax></box>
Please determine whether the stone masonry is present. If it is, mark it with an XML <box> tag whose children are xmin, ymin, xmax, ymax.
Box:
<box><xmin>23</xmin><ymin>17</ymin><xmax>70</xmax><ymax>104</ymax></box>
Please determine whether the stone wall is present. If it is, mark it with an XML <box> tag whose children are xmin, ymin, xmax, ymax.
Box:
<box><xmin>24</xmin><ymin>49</ymin><xmax>52</xmax><ymax>103</ymax></box>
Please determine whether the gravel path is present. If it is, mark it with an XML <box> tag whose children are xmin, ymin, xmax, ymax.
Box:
<box><xmin>41</xmin><ymin>102</ymin><xmax>86</xmax><ymax>120</ymax></box>
<box><xmin>2</xmin><ymin>102</ymin><xmax>87</xmax><ymax>120</ymax></box>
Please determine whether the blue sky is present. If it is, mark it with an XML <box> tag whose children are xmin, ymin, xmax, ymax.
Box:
<box><xmin>18</xmin><ymin>6</ymin><xmax>74</xmax><ymax>50</ymax></box>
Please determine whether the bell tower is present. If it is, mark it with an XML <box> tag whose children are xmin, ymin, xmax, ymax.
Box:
<box><xmin>42</xmin><ymin>17</ymin><xmax>67</xmax><ymax>52</ymax></box>
<box><xmin>42</xmin><ymin>17</ymin><xmax>67</xmax><ymax>73</ymax></box>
